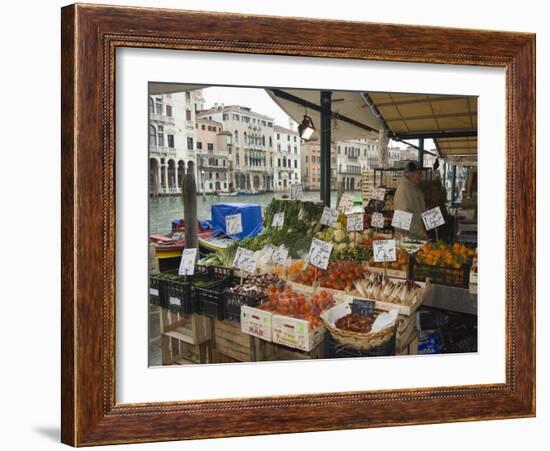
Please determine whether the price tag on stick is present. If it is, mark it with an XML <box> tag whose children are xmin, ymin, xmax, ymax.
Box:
<box><xmin>351</xmin><ymin>299</ymin><xmax>376</xmax><ymax>316</ymax></box>
<box><xmin>291</xmin><ymin>184</ymin><xmax>303</xmax><ymax>199</ymax></box>
<box><xmin>338</xmin><ymin>193</ymin><xmax>354</xmax><ymax>213</ymax></box>
<box><xmin>371</xmin><ymin>212</ymin><xmax>385</xmax><ymax>229</ymax></box>
<box><xmin>178</xmin><ymin>248</ymin><xmax>197</xmax><ymax>276</ymax></box>
<box><xmin>372</xmin><ymin>188</ymin><xmax>386</xmax><ymax>202</ymax></box>
<box><xmin>346</xmin><ymin>213</ymin><xmax>364</xmax><ymax>232</ymax></box>
<box><xmin>320</xmin><ymin>207</ymin><xmax>339</xmax><ymax>227</ymax></box>
<box><xmin>373</xmin><ymin>240</ymin><xmax>397</xmax><ymax>263</ymax></box>
<box><xmin>271</xmin><ymin>245</ymin><xmax>289</xmax><ymax>266</ymax></box>
<box><xmin>272</xmin><ymin>212</ymin><xmax>285</xmax><ymax>228</ymax></box>
<box><xmin>225</xmin><ymin>213</ymin><xmax>243</xmax><ymax>235</ymax></box>
<box><xmin>392</xmin><ymin>210</ymin><xmax>413</xmax><ymax>231</ymax></box>
<box><xmin>233</xmin><ymin>247</ymin><xmax>258</xmax><ymax>273</ymax></box>
<box><xmin>307</xmin><ymin>238</ymin><xmax>333</xmax><ymax>270</ymax></box>
<box><xmin>421</xmin><ymin>206</ymin><xmax>445</xmax><ymax>230</ymax></box>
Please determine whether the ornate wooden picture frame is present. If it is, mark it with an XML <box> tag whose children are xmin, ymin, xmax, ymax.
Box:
<box><xmin>61</xmin><ymin>3</ymin><xmax>535</xmax><ymax>446</ymax></box>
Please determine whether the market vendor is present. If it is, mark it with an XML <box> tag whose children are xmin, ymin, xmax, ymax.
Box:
<box><xmin>394</xmin><ymin>161</ymin><xmax>429</xmax><ymax>240</ymax></box>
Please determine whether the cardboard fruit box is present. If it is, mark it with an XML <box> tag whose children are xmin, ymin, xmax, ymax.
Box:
<box><xmin>271</xmin><ymin>314</ymin><xmax>325</xmax><ymax>352</ymax></box>
<box><xmin>240</xmin><ymin>305</ymin><xmax>273</xmax><ymax>342</ymax></box>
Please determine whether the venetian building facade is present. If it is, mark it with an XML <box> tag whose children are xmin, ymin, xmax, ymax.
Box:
<box><xmin>273</xmin><ymin>125</ymin><xmax>301</xmax><ymax>191</ymax></box>
<box><xmin>148</xmin><ymin>90</ymin><xmax>201</xmax><ymax>195</ymax></box>
<box><xmin>198</xmin><ymin>105</ymin><xmax>275</xmax><ymax>192</ymax></box>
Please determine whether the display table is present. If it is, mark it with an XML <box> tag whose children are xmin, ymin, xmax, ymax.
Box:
<box><xmin>422</xmin><ymin>283</ymin><xmax>477</xmax><ymax>316</ymax></box>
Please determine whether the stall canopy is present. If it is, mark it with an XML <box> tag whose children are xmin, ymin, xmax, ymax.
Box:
<box><xmin>365</xmin><ymin>92</ymin><xmax>478</xmax><ymax>162</ymax></box>
<box><xmin>148</xmin><ymin>83</ymin><xmax>208</xmax><ymax>95</ymax></box>
<box><xmin>266</xmin><ymin>89</ymin><xmax>382</xmax><ymax>141</ymax></box>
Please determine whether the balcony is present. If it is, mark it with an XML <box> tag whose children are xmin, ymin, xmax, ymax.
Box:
<box><xmin>149</xmin><ymin>145</ymin><xmax>176</xmax><ymax>157</ymax></box>
<box><xmin>149</xmin><ymin>113</ymin><xmax>175</xmax><ymax>125</ymax></box>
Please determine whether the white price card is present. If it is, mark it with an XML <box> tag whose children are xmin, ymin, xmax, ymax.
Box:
<box><xmin>307</xmin><ymin>238</ymin><xmax>333</xmax><ymax>270</ymax></box>
<box><xmin>271</xmin><ymin>246</ymin><xmax>289</xmax><ymax>266</ymax></box>
<box><xmin>338</xmin><ymin>193</ymin><xmax>354</xmax><ymax>212</ymax></box>
<box><xmin>372</xmin><ymin>188</ymin><xmax>386</xmax><ymax>201</ymax></box>
<box><xmin>261</xmin><ymin>245</ymin><xmax>274</xmax><ymax>261</ymax></box>
<box><xmin>373</xmin><ymin>239</ymin><xmax>397</xmax><ymax>263</ymax></box>
<box><xmin>346</xmin><ymin>213</ymin><xmax>364</xmax><ymax>232</ymax></box>
<box><xmin>291</xmin><ymin>184</ymin><xmax>303</xmax><ymax>199</ymax></box>
<box><xmin>392</xmin><ymin>209</ymin><xmax>413</xmax><ymax>231</ymax></box>
<box><xmin>421</xmin><ymin>206</ymin><xmax>445</xmax><ymax>230</ymax></box>
<box><xmin>225</xmin><ymin>213</ymin><xmax>243</xmax><ymax>235</ymax></box>
<box><xmin>233</xmin><ymin>247</ymin><xmax>258</xmax><ymax>273</ymax></box>
<box><xmin>320</xmin><ymin>207</ymin><xmax>339</xmax><ymax>227</ymax></box>
<box><xmin>169</xmin><ymin>296</ymin><xmax>182</xmax><ymax>307</ymax></box>
<box><xmin>272</xmin><ymin>212</ymin><xmax>285</xmax><ymax>228</ymax></box>
<box><xmin>371</xmin><ymin>212</ymin><xmax>385</xmax><ymax>229</ymax></box>
<box><xmin>178</xmin><ymin>248</ymin><xmax>197</xmax><ymax>276</ymax></box>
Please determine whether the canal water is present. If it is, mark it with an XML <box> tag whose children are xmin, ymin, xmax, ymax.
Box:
<box><xmin>149</xmin><ymin>191</ymin><xmax>355</xmax><ymax>235</ymax></box>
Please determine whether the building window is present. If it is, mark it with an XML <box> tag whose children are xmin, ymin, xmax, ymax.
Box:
<box><xmin>268</xmin><ymin>122</ymin><xmax>273</xmax><ymax>127</ymax></box>
<box><xmin>262</xmin><ymin>136</ymin><xmax>265</xmax><ymax>146</ymax></box>
<box><xmin>277</xmin><ymin>133</ymin><xmax>280</xmax><ymax>140</ymax></box>
<box><xmin>207</xmin><ymin>143</ymin><xmax>214</xmax><ymax>151</ymax></box>
<box><xmin>201</xmin><ymin>124</ymin><xmax>206</xmax><ymax>130</ymax></box>
<box><xmin>166</xmin><ymin>105</ymin><xmax>172</xmax><ymax>117</ymax></box>
<box><xmin>294</xmin><ymin>146</ymin><xmax>297</xmax><ymax>154</ymax></box>
<box><xmin>236</xmin><ymin>154</ymin><xmax>240</xmax><ymax>165</ymax></box>
<box><xmin>294</xmin><ymin>160</ymin><xmax>297</xmax><ymax>168</ymax></box>
<box><xmin>234</xmin><ymin>130</ymin><xmax>239</xmax><ymax>144</ymax></box>
<box><xmin>148</xmin><ymin>98</ymin><xmax>154</xmax><ymax>114</ymax></box>
<box><xmin>288</xmin><ymin>145</ymin><xmax>291</xmax><ymax>152</ymax></box>
<box><xmin>197</xmin><ymin>142</ymin><xmax>202</xmax><ymax>150</ymax></box>
<box><xmin>223</xmin><ymin>113</ymin><xmax>229</xmax><ymax>120</ymax></box>
<box><xmin>305</xmin><ymin>156</ymin><xmax>308</xmax><ymax>163</ymax></box>
<box><xmin>269</xmin><ymin>136</ymin><xmax>272</xmax><ymax>147</ymax></box>
<box><xmin>186</xmin><ymin>110</ymin><xmax>192</xmax><ymax>121</ymax></box>
<box><xmin>157</xmin><ymin>125</ymin><xmax>164</xmax><ymax>146</ymax></box>
<box><xmin>233</xmin><ymin>114</ymin><xmax>240</xmax><ymax>121</ymax></box>
<box><xmin>155</xmin><ymin>98</ymin><xmax>162</xmax><ymax>114</ymax></box>
<box><xmin>149</xmin><ymin>125</ymin><xmax>156</xmax><ymax>146</ymax></box>
<box><xmin>278</xmin><ymin>158</ymin><xmax>281</xmax><ymax>167</ymax></box>
<box><xmin>185</xmin><ymin>92</ymin><xmax>191</xmax><ymax>102</ymax></box>
<box><xmin>187</xmin><ymin>137</ymin><xmax>193</xmax><ymax>150</ymax></box>
<box><xmin>167</xmin><ymin>134</ymin><xmax>175</xmax><ymax>148</ymax></box>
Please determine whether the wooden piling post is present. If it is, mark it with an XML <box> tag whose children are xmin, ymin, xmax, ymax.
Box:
<box><xmin>183</xmin><ymin>161</ymin><xmax>199</xmax><ymax>251</ymax></box>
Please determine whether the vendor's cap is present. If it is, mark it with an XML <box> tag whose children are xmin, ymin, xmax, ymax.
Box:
<box><xmin>404</xmin><ymin>161</ymin><xmax>419</xmax><ymax>174</ymax></box>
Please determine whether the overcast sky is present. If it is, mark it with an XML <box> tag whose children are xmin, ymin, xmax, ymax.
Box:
<box><xmin>201</xmin><ymin>86</ymin><xmax>434</xmax><ymax>151</ymax></box>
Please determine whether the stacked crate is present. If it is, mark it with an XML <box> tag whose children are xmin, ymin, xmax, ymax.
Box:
<box><xmin>362</xmin><ymin>169</ymin><xmax>375</xmax><ymax>201</ymax></box>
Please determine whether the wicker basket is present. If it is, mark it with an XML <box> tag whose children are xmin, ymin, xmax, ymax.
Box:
<box><xmin>322</xmin><ymin>319</ymin><xmax>396</xmax><ymax>351</ymax></box>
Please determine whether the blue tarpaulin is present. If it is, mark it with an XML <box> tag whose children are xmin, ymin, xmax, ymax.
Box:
<box><xmin>211</xmin><ymin>203</ymin><xmax>263</xmax><ymax>240</ymax></box>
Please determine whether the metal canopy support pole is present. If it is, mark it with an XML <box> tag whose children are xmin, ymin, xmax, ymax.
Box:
<box><xmin>451</xmin><ymin>164</ymin><xmax>457</xmax><ymax>207</ymax></box>
<box><xmin>320</xmin><ymin>91</ymin><xmax>332</xmax><ymax>206</ymax></box>
<box><xmin>418</xmin><ymin>138</ymin><xmax>425</xmax><ymax>167</ymax></box>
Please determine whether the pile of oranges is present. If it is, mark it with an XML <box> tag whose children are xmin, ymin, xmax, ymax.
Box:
<box><xmin>415</xmin><ymin>241</ymin><xmax>475</xmax><ymax>269</ymax></box>
<box><xmin>368</xmin><ymin>247</ymin><xmax>409</xmax><ymax>271</ymax></box>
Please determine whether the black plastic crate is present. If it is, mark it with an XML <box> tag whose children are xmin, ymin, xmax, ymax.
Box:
<box><xmin>223</xmin><ymin>290</ymin><xmax>262</xmax><ymax>322</ymax></box>
<box><xmin>208</xmin><ymin>265</ymin><xmax>233</xmax><ymax>279</ymax></box>
<box><xmin>149</xmin><ymin>274</ymin><xmax>163</xmax><ymax>306</ymax></box>
<box><xmin>323</xmin><ymin>331</ymin><xmax>396</xmax><ymax>358</ymax></box>
<box><xmin>162</xmin><ymin>265</ymin><xmax>210</xmax><ymax>314</ymax></box>
<box><xmin>410</xmin><ymin>255</ymin><xmax>470</xmax><ymax>288</ymax></box>
<box><xmin>195</xmin><ymin>277</ymin><xmax>239</xmax><ymax>320</ymax></box>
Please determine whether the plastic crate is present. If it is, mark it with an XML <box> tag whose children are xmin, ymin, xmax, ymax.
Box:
<box><xmin>410</xmin><ymin>255</ymin><xmax>470</xmax><ymax>288</ymax></box>
<box><xmin>149</xmin><ymin>274</ymin><xmax>163</xmax><ymax>306</ymax></box>
<box><xmin>324</xmin><ymin>332</ymin><xmax>395</xmax><ymax>358</ymax></box>
<box><xmin>208</xmin><ymin>265</ymin><xmax>233</xmax><ymax>279</ymax></box>
<box><xmin>223</xmin><ymin>290</ymin><xmax>262</xmax><ymax>322</ymax></box>
<box><xmin>195</xmin><ymin>277</ymin><xmax>239</xmax><ymax>320</ymax></box>
<box><xmin>162</xmin><ymin>265</ymin><xmax>210</xmax><ymax>314</ymax></box>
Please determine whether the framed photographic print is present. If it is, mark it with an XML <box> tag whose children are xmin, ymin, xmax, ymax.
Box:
<box><xmin>61</xmin><ymin>3</ymin><xmax>535</xmax><ymax>446</ymax></box>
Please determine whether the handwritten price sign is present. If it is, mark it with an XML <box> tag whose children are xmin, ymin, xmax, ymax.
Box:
<box><xmin>225</xmin><ymin>213</ymin><xmax>243</xmax><ymax>235</ymax></box>
<box><xmin>307</xmin><ymin>238</ymin><xmax>333</xmax><ymax>270</ymax></box>
<box><xmin>272</xmin><ymin>212</ymin><xmax>285</xmax><ymax>228</ymax></box>
<box><xmin>371</xmin><ymin>212</ymin><xmax>385</xmax><ymax>229</ymax></box>
<box><xmin>320</xmin><ymin>207</ymin><xmax>339</xmax><ymax>227</ymax></box>
<box><xmin>391</xmin><ymin>210</ymin><xmax>413</xmax><ymax>231</ymax></box>
<box><xmin>421</xmin><ymin>206</ymin><xmax>445</xmax><ymax>230</ymax></box>
<box><xmin>372</xmin><ymin>188</ymin><xmax>386</xmax><ymax>201</ymax></box>
<box><xmin>178</xmin><ymin>248</ymin><xmax>197</xmax><ymax>276</ymax></box>
<box><xmin>291</xmin><ymin>184</ymin><xmax>303</xmax><ymax>199</ymax></box>
<box><xmin>271</xmin><ymin>245</ymin><xmax>289</xmax><ymax>266</ymax></box>
<box><xmin>373</xmin><ymin>239</ymin><xmax>397</xmax><ymax>263</ymax></box>
<box><xmin>346</xmin><ymin>213</ymin><xmax>364</xmax><ymax>232</ymax></box>
<box><xmin>338</xmin><ymin>193</ymin><xmax>354</xmax><ymax>212</ymax></box>
<box><xmin>233</xmin><ymin>247</ymin><xmax>258</xmax><ymax>273</ymax></box>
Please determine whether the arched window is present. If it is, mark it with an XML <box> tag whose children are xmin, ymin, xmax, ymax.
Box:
<box><xmin>149</xmin><ymin>125</ymin><xmax>156</xmax><ymax>146</ymax></box>
<box><xmin>234</xmin><ymin>130</ymin><xmax>239</xmax><ymax>144</ymax></box>
<box><xmin>148</xmin><ymin>98</ymin><xmax>154</xmax><ymax>114</ymax></box>
<box><xmin>262</xmin><ymin>136</ymin><xmax>266</xmax><ymax>146</ymax></box>
<box><xmin>236</xmin><ymin>153</ymin><xmax>240</xmax><ymax>166</ymax></box>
